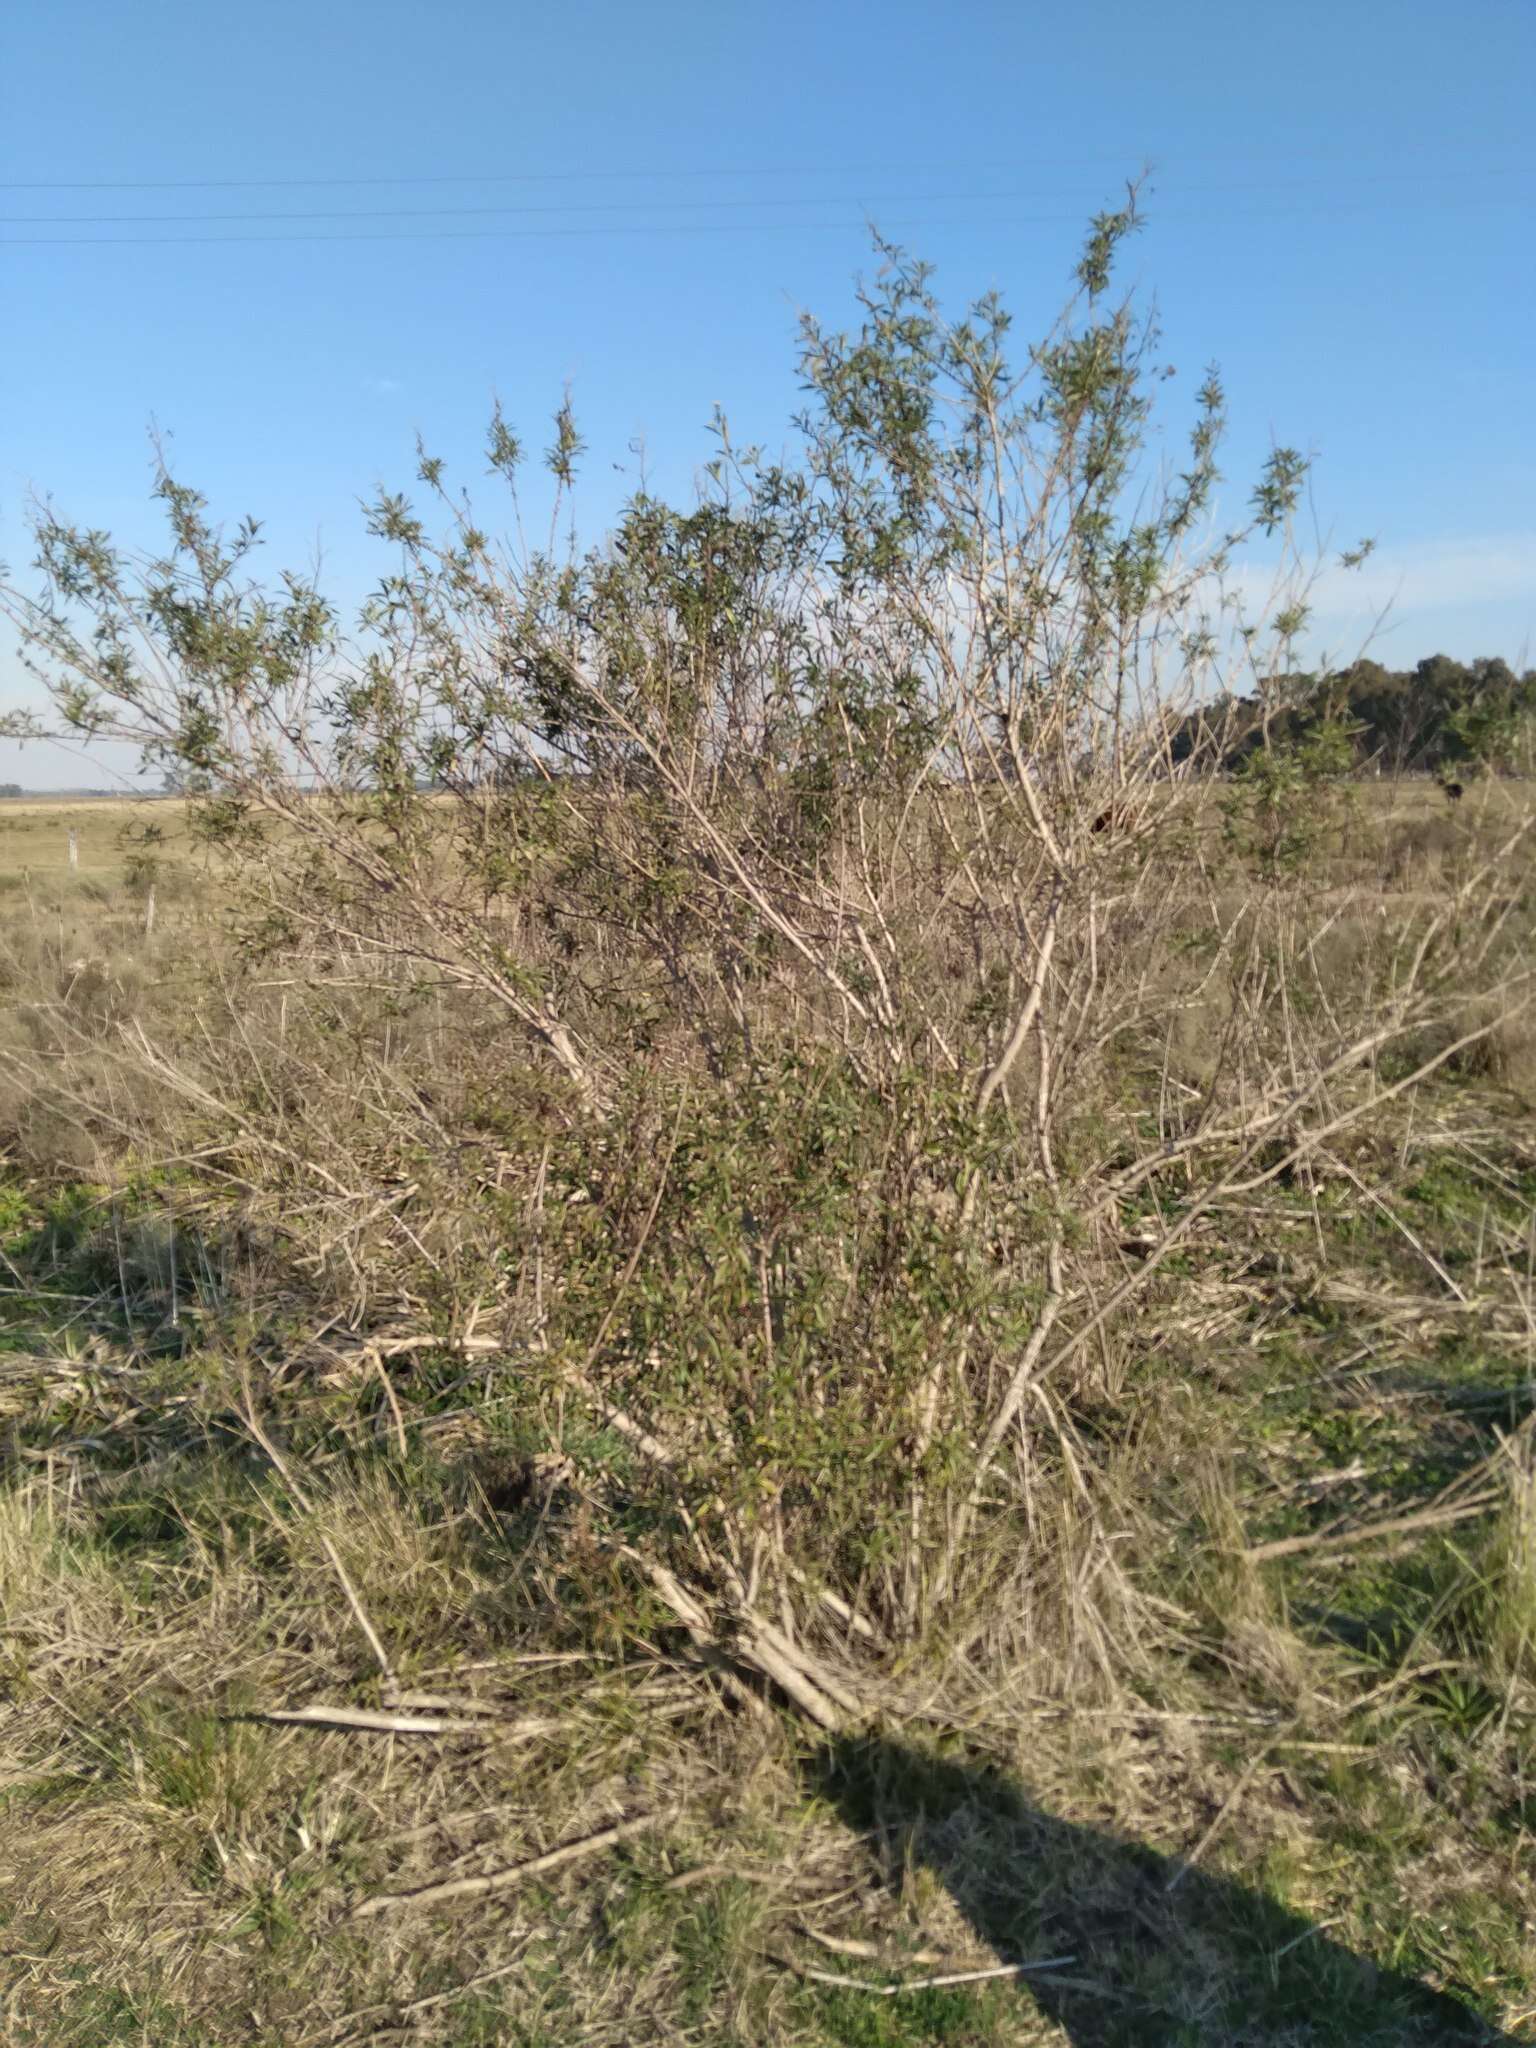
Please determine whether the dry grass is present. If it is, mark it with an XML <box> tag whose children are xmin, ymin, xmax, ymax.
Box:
<box><xmin>0</xmin><ymin>794</ymin><xmax>193</xmax><ymax>882</ymax></box>
<box><xmin>3</xmin><ymin>1403</ymin><xmax>1529</xmax><ymax>2044</ymax></box>
<box><xmin>2</xmin><ymin>781</ymin><xmax>1535</xmax><ymax>2044</ymax></box>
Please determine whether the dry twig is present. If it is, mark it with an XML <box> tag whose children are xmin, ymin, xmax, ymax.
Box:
<box><xmin>777</xmin><ymin>1952</ymin><xmax>1076</xmax><ymax>1995</ymax></box>
<box><xmin>1244</xmin><ymin>1490</ymin><xmax>1498</xmax><ymax>1563</ymax></box>
<box><xmin>250</xmin><ymin>1703</ymin><xmax>538</xmax><ymax>1737</ymax></box>
<box><xmin>350</xmin><ymin>1809</ymin><xmax>671</xmax><ymax>1920</ymax></box>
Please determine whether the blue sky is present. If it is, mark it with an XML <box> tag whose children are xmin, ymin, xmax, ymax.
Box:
<box><xmin>2</xmin><ymin>0</ymin><xmax>1533</xmax><ymax>785</ymax></box>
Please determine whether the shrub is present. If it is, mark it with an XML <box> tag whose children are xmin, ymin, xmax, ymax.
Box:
<box><xmin>3</xmin><ymin>206</ymin><xmax>1532</xmax><ymax>1719</ymax></box>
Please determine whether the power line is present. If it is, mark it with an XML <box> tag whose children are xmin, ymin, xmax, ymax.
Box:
<box><xmin>2</xmin><ymin>188</ymin><xmax>1045</xmax><ymax>226</ymax></box>
<box><xmin>4</xmin><ymin>163</ymin><xmax>1533</xmax><ymax>229</ymax></box>
<box><xmin>2</xmin><ymin>162</ymin><xmax>1528</xmax><ymax>240</ymax></box>
<box><xmin>0</xmin><ymin>148</ymin><xmax>1528</xmax><ymax>196</ymax></box>
<box><xmin>0</xmin><ymin>212</ymin><xmax>1078</xmax><ymax>248</ymax></box>
<box><xmin>1</xmin><ymin>186</ymin><xmax>1530</xmax><ymax>250</ymax></box>
<box><xmin>0</xmin><ymin>157</ymin><xmax>1056</xmax><ymax>193</ymax></box>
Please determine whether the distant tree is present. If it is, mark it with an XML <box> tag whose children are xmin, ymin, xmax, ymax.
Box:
<box><xmin>1169</xmin><ymin>653</ymin><xmax>1535</xmax><ymax>776</ymax></box>
<box><xmin>1440</xmin><ymin>656</ymin><xmax>1534</xmax><ymax>776</ymax></box>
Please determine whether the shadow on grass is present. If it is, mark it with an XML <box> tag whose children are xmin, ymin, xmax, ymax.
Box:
<box><xmin>804</xmin><ymin>1733</ymin><xmax>1513</xmax><ymax>2046</ymax></box>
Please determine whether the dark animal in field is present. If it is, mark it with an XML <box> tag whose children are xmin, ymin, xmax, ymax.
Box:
<box><xmin>1443</xmin><ymin>780</ymin><xmax>1464</xmax><ymax>802</ymax></box>
<box><xmin>1090</xmin><ymin>802</ymin><xmax>1142</xmax><ymax>836</ymax></box>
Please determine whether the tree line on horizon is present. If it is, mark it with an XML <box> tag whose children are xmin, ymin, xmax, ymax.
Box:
<box><xmin>1173</xmin><ymin>652</ymin><xmax>1536</xmax><ymax>778</ymax></box>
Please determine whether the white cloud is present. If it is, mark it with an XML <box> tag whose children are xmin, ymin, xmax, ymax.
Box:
<box><xmin>1218</xmin><ymin>532</ymin><xmax>1535</xmax><ymax>666</ymax></box>
<box><xmin>364</xmin><ymin>376</ymin><xmax>403</xmax><ymax>398</ymax></box>
<box><xmin>1305</xmin><ymin>533</ymin><xmax>1536</xmax><ymax>622</ymax></box>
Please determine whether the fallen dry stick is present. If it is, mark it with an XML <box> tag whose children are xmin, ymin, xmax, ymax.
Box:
<box><xmin>254</xmin><ymin>1703</ymin><xmax>506</xmax><ymax>1736</ymax></box>
<box><xmin>351</xmin><ymin>1809</ymin><xmax>671</xmax><ymax>1920</ymax></box>
<box><xmin>381</xmin><ymin>1690</ymin><xmax>520</xmax><ymax>1718</ymax></box>
<box><xmin>1243</xmin><ymin>1491</ymin><xmax>1497</xmax><ymax>1563</ymax></box>
<box><xmin>780</xmin><ymin>1954</ymin><xmax>1075</xmax><ymax>1995</ymax></box>
<box><xmin>625</xmin><ymin>1546</ymin><xmax>845</xmax><ymax>1728</ymax></box>
<box><xmin>1166</xmin><ymin>1731</ymin><xmax>1293</xmax><ymax>1893</ymax></box>
<box><xmin>314</xmin><ymin>1956</ymin><xmax>531</xmax><ymax>2042</ymax></box>
<box><xmin>801</xmin><ymin>1927</ymin><xmax>954</xmax><ymax>1966</ymax></box>
<box><xmin>662</xmin><ymin>1861</ymin><xmax>781</xmax><ymax>1893</ymax></box>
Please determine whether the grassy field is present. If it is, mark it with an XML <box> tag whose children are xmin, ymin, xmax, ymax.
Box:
<box><xmin>0</xmin><ymin>794</ymin><xmax>192</xmax><ymax>881</ymax></box>
<box><xmin>4</xmin><ymin>779</ymin><xmax>1528</xmax><ymax>875</ymax></box>
<box><xmin>1</xmin><ymin>780</ymin><xmax>1533</xmax><ymax>2047</ymax></box>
